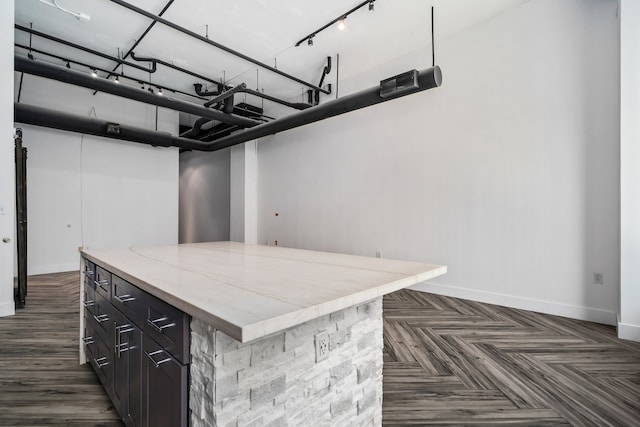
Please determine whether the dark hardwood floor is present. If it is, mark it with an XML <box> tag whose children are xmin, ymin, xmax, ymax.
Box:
<box><xmin>1</xmin><ymin>272</ymin><xmax>639</xmax><ymax>426</ymax></box>
<box><xmin>383</xmin><ymin>290</ymin><xmax>640</xmax><ymax>426</ymax></box>
<box><xmin>0</xmin><ymin>271</ymin><xmax>122</xmax><ymax>426</ymax></box>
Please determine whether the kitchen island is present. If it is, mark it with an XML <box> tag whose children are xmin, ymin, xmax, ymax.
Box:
<box><xmin>80</xmin><ymin>242</ymin><xmax>446</xmax><ymax>426</ymax></box>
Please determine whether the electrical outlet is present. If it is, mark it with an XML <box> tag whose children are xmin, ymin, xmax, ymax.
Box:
<box><xmin>0</xmin><ymin>204</ymin><xmax>6</xmax><ymax>215</ymax></box>
<box><xmin>594</xmin><ymin>272</ymin><xmax>604</xmax><ymax>285</ymax></box>
<box><xmin>315</xmin><ymin>331</ymin><xmax>329</xmax><ymax>362</ymax></box>
<box><xmin>375</xmin><ymin>251</ymin><xmax>381</xmax><ymax>258</ymax></box>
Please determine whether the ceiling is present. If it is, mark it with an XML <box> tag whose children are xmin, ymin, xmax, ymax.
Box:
<box><xmin>14</xmin><ymin>0</ymin><xmax>527</xmax><ymax>126</ymax></box>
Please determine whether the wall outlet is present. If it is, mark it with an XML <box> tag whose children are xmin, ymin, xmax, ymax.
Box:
<box><xmin>315</xmin><ymin>332</ymin><xmax>329</xmax><ymax>362</ymax></box>
<box><xmin>594</xmin><ymin>272</ymin><xmax>604</xmax><ymax>285</ymax></box>
<box><xmin>0</xmin><ymin>204</ymin><xmax>6</xmax><ymax>215</ymax></box>
<box><xmin>375</xmin><ymin>251</ymin><xmax>381</xmax><ymax>258</ymax></box>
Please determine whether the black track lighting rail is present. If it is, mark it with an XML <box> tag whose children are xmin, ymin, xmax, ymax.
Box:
<box><xmin>109</xmin><ymin>0</ymin><xmax>331</xmax><ymax>94</ymax></box>
<box><xmin>14</xmin><ymin>44</ymin><xmax>206</xmax><ymax>101</ymax></box>
<box><xmin>295</xmin><ymin>0</ymin><xmax>374</xmax><ymax>47</ymax></box>
<box><xmin>15</xmin><ymin>24</ymin><xmax>155</xmax><ymax>74</ymax></box>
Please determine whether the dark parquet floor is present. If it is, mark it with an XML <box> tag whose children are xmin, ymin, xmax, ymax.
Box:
<box><xmin>1</xmin><ymin>273</ymin><xmax>639</xmax><ymax>426</ymax></box>
<box><xmin>383</xmin><ymin>290</ymin><xmax>640</xmax><ymax>426</ymax></box>
<box><xmin>0</xmin><ymin>271</ymin><xmax>122</xmax><ymax>426</ymax></box>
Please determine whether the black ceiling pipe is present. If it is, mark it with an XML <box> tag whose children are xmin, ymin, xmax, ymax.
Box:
<box><xmin>109</xmin><ymin>0</ymin><xmax>330</xmax><ymax>94</ymax></box>
<box><xmin>131</xmin><ymin>52</ymin><xmax>223</xmax><ymax>92</ymax></box>
<box><xmin>204</xmin><ymin>66</ymin><xmax>442</xmax><ymax>151</ymax></box>
<box><xmin>241</xmin><ymin>88</ymin><xmax>312</xmax><ymax>110</ymax></box>
<box><xmin>15</xmin><ymin>44</ymin><xmax>205</xmax><ymax>101</ymax></box>
<box><xmin>180</xmin><ymin>117</ymin><xmax>211</xmax><ymax>138</ymax></box>
<box><xmin>204</xmin><ymin>83</ymin><xmax>246</xmax><ymax>107</ymax></box>
<box><xmin>194</xmin><ymin>83</ymin><xmax>311</xmax><ymax>111</ymax></box>
<box><xmin>15</xmin><ymin>24</ymin><xmax>155</xmax><ymax>74</ymax></box>
<box><xmin>15</xmin><ymin>103</ymin><xmax>210</xmax><ymax>151</ymax></box>
<box><xmin>15</xmin><ymin>55</ymin><xmax>261</xmax><ymax>129</ymax></box>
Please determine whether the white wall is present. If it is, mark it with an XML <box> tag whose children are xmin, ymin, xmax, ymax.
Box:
<box><xmin>619</xmin><ymin>0</ymin><xmax>640</xmax><ymax>341</ymax></box>
<box><xmin>179</xmin><ymin>149</ymin><xmax>230</xmax><ymax>243</ymax></box>
<box><xmin>256</xmin><ymin>0</ymin><xmax>620</xmax><ymax>324</ymax></box>
<box><xmin>230</xmin><ymin>141</ymin><xmax>258</xmax><ymax>244</ymax></box>
<box><xmin>15</xmin><ymin>74</ymin><xmax>179</xmax><ymax>274</ymax></box>
<box><xmin>0</xmin><ymin>1</ymin><xmax>15</xmax><ymax>316</ymax></box>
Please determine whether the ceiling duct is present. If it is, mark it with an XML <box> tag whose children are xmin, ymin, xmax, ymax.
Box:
<box><xmin>204</xmin><ymin>66</ymin><xmax>442</xmax><ymax>151</ymax></box>
<box><xmin>15</xmin><ymin>55</ymin><xmax>261</xmax><ymax>129</ymax></box>
<box><xmin>15</xmin><ymin>103</ymin><xmax>209</xmax><ymax>151</ymax></box>
<box><xmin>15</xmin><ymin>66</ymin><xmax>441</xmax><ymax>153</ymax></box>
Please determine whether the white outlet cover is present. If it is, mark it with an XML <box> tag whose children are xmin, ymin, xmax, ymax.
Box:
<box><xmin>315</xmin><ymin>332</ymin><xmax>329</xmax><ymax>363</ymax></box>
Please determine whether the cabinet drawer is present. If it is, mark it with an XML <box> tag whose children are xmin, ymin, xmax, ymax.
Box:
<box><xmin>82</xmin><ymin>259</ymin><xmax>96</xmax><ymax>286</ymax></box>
<box><xmin>112</xmin><ymin>275</ymin><xmax>144</xmax><ymax>328</ymax></box>
<box><xmin>144</xmin><ymin>295</ymin><xmax>190</xmax><ymax>365</ymax></box>
<box><xmin>90</xmin><ymin>293</ymin><xmax>119</xmax><ymax>345</ymax></box>
<box><xmin>89</xmin><ymin>332</ymin><xmax>114</xmax><ymax>391</ymax></box>
<box><xmin>82</xmin><ymin>280</ymin><xmax>96</xmax><ymax>315</ymax></box>
<box><xmin>82</xmin><ymin>318</ymin><xmax>98</xmax><ymax>360</ymax></box>
<box><xmin>94</xmin><ymin>266</ymin><xmax>112</xmax><ymax>301</ymax></box>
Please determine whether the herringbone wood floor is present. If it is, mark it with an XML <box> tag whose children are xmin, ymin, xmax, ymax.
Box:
<box><xmin>383</xmin><ymin>290</ymin><xmax>640</xmax><ymax>426</ymax></box>
<box><xmin>1</xmin><ymin>273</ymin><xmax>639</xmax><ymax>426</ymax></box>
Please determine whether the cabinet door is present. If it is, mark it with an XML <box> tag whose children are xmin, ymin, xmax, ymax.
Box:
<box><xmin>119</xmin><ymin>322</ymin><xmax>143</xmax><ymax>427</ymax></box>
<box><xmin>142</xmin><ymin>337</ymin><xmax>188</xmax><ymax>427</ymax></box>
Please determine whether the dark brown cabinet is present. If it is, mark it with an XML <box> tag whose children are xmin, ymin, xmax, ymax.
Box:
<box><xmin>142</xmin><ymin>337</ymin><xmax>188</xmax><ymax>427</ymax></box>
<box><xmin>81</xmin><ymin>257</ymin><xmax>190</xmax><ymax>427</ymax></box>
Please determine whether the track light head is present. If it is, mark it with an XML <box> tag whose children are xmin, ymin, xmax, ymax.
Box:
<box><xmin>91</xmin><ymin>69</ymin><xmax>97</xmax><ymax>77</ymax></box>
<box><xmin>66</xmin><ymin>61</ymin><xmax>70</xmax><ymax>69</ymax></box>
<box><xmin>369</xmin><ymin>0</ymin><xmax>374</xmax><ymax>11</ymax></box>
<box><xmin>338</xmin><ymin>18</ymin><xmax>346</xmax><ymax>31</ymax></box>
<box><xmin>158</xmin><ymin>87</ymin><xmax>163</xmax><ymax>95</ymax></box>
<box><xmin>114</xmin><ymin>76</ymin><xmax>119</xmax><ymax>83</ymax></box>
<box><xmin>308</xmin><ymin>35</ymin><xmax>314</xmax><ymax>46</ymax></box>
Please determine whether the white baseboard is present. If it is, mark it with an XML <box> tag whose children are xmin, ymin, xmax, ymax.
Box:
<box><xmin>617</xmin><ymin>321</ymin><xmax>640</xmax><ymax>342</ymax></box>
<box><xmin>28</xmin><ymin>262</ymin><xmax>80</xmax><ymax>276</ymax></box>
<box><xmin>411</xmin><ymin>281</ymin><xmax>617</xmax><ymax>326</ymax></box>
<box><xmin>0</xmin><ymin>301</ymin><xmax>15</xmax><ymax>317</ymax></box>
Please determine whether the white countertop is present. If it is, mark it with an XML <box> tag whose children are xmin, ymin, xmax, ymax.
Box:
<box><xmin>82</xmin><ymin>242</ymin><xmax>446</xmax><ymax>343</ymax></box>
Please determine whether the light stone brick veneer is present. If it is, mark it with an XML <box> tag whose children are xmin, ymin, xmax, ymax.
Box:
<box><xmin>190</xmin><ymin>297</ymin><xmax>383</xmax><ymax>427</ymax></box>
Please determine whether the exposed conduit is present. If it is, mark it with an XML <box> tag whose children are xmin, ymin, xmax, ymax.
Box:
<box><xmin>15</xmin><ymin>66</ymin><xmax>442</xmax><ymax>153</ymax></box>
<box><xmin>109</xmin><ymin>0</ymin><xmax>331</xmax><ymax>94</ymax></box>
<box><xmin>15</xmin><ymin>55</ymin><xmax>260</xmax><ymax>128</ymax></box>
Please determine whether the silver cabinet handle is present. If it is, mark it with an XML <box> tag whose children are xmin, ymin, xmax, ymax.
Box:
<box><xmin>82</xmin><ymin>336</ymin><xmax>94</xmax><ymax>346</ymax></box>
<box><xmin>145</xmin><ymin>349</ymin><xmax>171</xmax><ymax>368</ymax></box>
<box><xmin>82</xmin><ymin>300</ymin><xmax>94</xmax><ymax>308</ymax></box>
<box><xmin>94</xmin><ymin>279</ymin><xmax>108</xmax><ymax>289</ymax></box>
<box><xmin>93</xmin><ymin>314</ymin><xmax>109</xmax><ymax>323</ymax></box>
<box><xmin>83</xmin><ymin>270</ymin><xmax>94</xmax><ymax>277</ymax></box>
<box><xmin>115</xmin><ymin>324</ymin><xmax>134</xmax><ymax>357</ymax></box>
<box><xmin>94</xmin><ymin>356</ymin><xmax>109</xmax><ymax>368</ymax></box>
<box><xmin>147</xmin><ymin>316</ymin><xmax>176</xmax><ymax>333</ymax></box>
<box><xmin>114</xmin><ymin>294</ymin><xmax>135</xmax><ymax>304</ymax></box>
